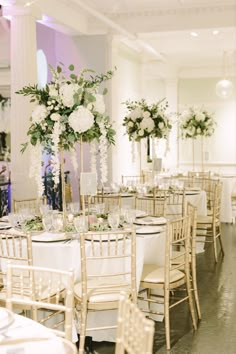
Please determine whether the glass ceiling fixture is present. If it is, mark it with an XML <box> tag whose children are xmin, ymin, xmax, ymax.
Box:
<box><xmin>216</xmin><ymin>51</ymin><xmax>234</xmax><ymax>99</ymax></box>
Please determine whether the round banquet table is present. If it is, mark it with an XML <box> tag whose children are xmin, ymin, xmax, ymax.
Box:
<box><xmin>31</xmin><ymin>227</ymin><xmax>166</xmax><ymax>342</ymax></box>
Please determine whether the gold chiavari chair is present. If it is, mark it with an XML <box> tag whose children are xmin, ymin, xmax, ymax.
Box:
<box><xmin>196</xmin><ymin>182</ymin><xmax>224</xmax><ymax>262</ymax></box>
<box><xmin>92</xmin><ymin>194</ymin><xmax>122</xmax><ymax>213</ymax></box>
<box><xmin>6</xmin><ymin>264</ymin><xmax>74</xmax><ymax>341</ymax></box>
<box><xmin>13</xmin><ymin>198</ymin><xmax>41</xmax><ymax>215</ymax></box>
<box><xmin>74</xmin><ymin>229</ymin><xmax>137</xmax><ymax>354</ymax></box>
<box><xmin>165</xmin><ymin>189</ymin><xmax>187</xmax><ymax>220</ymax></box>
<box><xmin>172</xmin><ymin>203</ymin><xmax>201</xmax><ymax>320</ymax></box>
<box><xmin>135</xmin><ymin>193</ymin><xmax>167</xmax><ymax>217</ymax></box>
<box><xmin>138</xmin><ymin>216</ymin><xmax>197</xmax><ymax>350</ymax></box>
<box><xmin>121</xmin><ymin>174</ymin><xmax>145</xmax><ymax>185</ymax></box>
<box><xmin>115</xmin><ymin>292</ymin><xmax>154</xmax><ymax>354</ymax></box>
<box><xmin>0</xmin><ymin>231</ymin><xmax>32</xmax><ymax>305</ymax></box>
<box><xmin>188</xmin><ymin>171</ymin><xmax>211</xmax><ymax>179</ymax></box>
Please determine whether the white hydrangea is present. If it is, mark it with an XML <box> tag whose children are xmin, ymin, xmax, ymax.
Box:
<box><xmin>93</xmin><ymin>94</ymin><xmax>105</xmax><ymax>114</ymax></box>
<box><xmin>140</xmin><ymin>118</ymin><xmax>155</xmax><ymax>132</ymax></box>
<box><xmin>31</xmin><ymin>104</ymin><xmax>48</xmax><ymax>123</ymax></box>
<box><xmin>197</xmin><ymin>127</ymin><xmax>201</xmax><ymax>134</ymax></box>
<box><xmin>158</xmin><ymin>122</ymin><xmax>164</xmax><ymax>130</ymax></box>
<box><xmin>68</xmin><ymin>106</ymin><xmax>94</xmax><ymax>133</ymax></box>
<box><xmin>59</xmin><ymin>83</ymin><xmax>79</xmax><ymax>108</ymax></box>
<box><xmin>129</xmin><ymin>107</ymin><xmax>143</xmax><ymax>121</ymax></box>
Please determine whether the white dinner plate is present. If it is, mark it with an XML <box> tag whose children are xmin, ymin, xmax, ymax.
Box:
<box><xmin>0</xmin><ymin>222</ymin><xmax>12</xmax><ymax>230</ymax></box>
<box><xmin>134</xmin><ymin>217</ymin><xmax>167</xmax><ymax>226</ymax></box>
<box><xmin>31</xmin><ymin>232</ymin><xmax>69</xmax><ymax>243</ymax></box>
<box><xmin>135</xmin><ymin>210</ymin><xmax>148</xmax><ymax>218</ymax></box>
<box><xmin>136</xmin><ymin>226</ymin><xmax>164</xmax><ymax>235</ymax></box>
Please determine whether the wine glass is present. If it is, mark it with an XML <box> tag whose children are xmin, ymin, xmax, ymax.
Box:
<box><xmin>108</xmin><ymin>213</ymin><xmax>120</xmax><ymax>230</ymax></box>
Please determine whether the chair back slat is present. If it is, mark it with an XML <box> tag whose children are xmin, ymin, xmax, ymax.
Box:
<box><xmin>80</xmin><ymin>229</ymin><xmax>137</xmax><ymax>303</ymax></box>
<box><xmin>6</xmin><ymin>264</ymin><xmax>74</xmax><ymax>341</ymax></box>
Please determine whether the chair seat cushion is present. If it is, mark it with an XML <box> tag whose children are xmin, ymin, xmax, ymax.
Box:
<box><xmin>197</xmin><ymin>215</ymin><xmax>213</xmax><ymax>223</ymax></box>
<box><xmin>141</xmin><ymin>264</ymin><xmax>185</xmax><ymax>283</ymax></box>
<box><xmin>74</xmin><ymin>278</ymin><xmax>131</xmax><ymax>303</ymax></box>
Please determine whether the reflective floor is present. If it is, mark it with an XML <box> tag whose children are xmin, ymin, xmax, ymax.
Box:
<box><xmin>82</xmin><ymin>223</ymin><xmax>236</xmax><ymax>353</ymax></box>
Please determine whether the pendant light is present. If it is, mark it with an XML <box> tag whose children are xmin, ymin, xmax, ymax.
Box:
<box><xmin>216</xmin><ymin>51</ymin><xmax>234</xmax><ymax>99</ymax></box>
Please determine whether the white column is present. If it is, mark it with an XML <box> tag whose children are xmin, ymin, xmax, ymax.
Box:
<box><xmin>165</xmin><ymin>78</ymin><xmax>179</xmax><ymax>170</ymax></box>
<box><xmin>4</xmin><ymin>5</ymin><xmax>39</xmax><ymax>199</ymax></box>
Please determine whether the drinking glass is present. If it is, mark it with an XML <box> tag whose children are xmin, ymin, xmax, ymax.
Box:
<box><xmin>108</xmin><ymin>213</ymin><xmax>120</xmax><ymax>230</ymax></box>
<box><xmin>8</xmin><ymin>213</ymin><xmax>20</xmax><ymax>228</ymax></box>
<box><xmin>52</xmin><ymin>214</ymin><xmax>64</xmax><ymax>232</ymax></box>
<box><xmin>125</xmin><ymin>209</ymin><xmax>136</xmax><ymax>226</ymax></box>
<box><xmin>42</xmin><ymin>214</ymin><xmax>53</xmax><ymax>231</ymax></box>
<box><xmin>73</xmin><ymin>215</ymin><xmax>88</xmax><ymax>233</ymax></box>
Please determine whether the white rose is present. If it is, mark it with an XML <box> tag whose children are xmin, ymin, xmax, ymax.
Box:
<box><xmin>68</xmin><ymin>106</ymin><xmax>94</xmax><ymax>133</ymax></box>
<box><xmin>158</xmin><ymin>122</ymin><xmax>164</xmax><ymax>130</ymax></box>
<box><xmin>128</xmin><ymin>121</ymin><xmax>134</xmax><ymax>127</ymax></box>
<box><xmin>93</xmin><ymin>94</ymin><xmax>105</xmax><ymax>114</ymax></box>
<box><xmin>196</xmin><ymin>127</ymin><xmax>201</xmax><ymax>134</ymax></box>
<box><xmin>48</xmin><ymin>84</ymin><xmax>58</xmax><ymax>97</ymax></box>
<box><xmin>143</xmin><ymin>111</ymin><xmax>150</xmax><ymax>119</ymax></box>
<box><xmin>195</xmin><ymin>112</ymin><xmax>205</xmax><ymax>121</ymax></box>
<box><xmin>31</xmin><ymin>104</ymin><xmax>48</xmax><ymax>123</ymax></box>
<box><xmin>139</xmin><ymin>129</ymin><xmax>144</xmax><ymax>136</ymax></box>
<box><xmin>50</xmin><ymin>113</ymin><xmax>61</xmax><ymax>122</ymax></box>
<box><xmin>59</xmin><ymin>83</ymin><xmax>79</xmax><ymax>108</ymax></box>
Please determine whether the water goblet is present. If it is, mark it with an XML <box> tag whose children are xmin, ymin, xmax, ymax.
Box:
<box><xmin>73</xmin><ymin>215</ymin><xmax>88</xmax><ymax>233</ymax></box>
<box><xmin>42</xmin><ymin>214</ymin><xmax>53</xmax><ymax>232</ymax></box>
<box><xmin>108</xmin><ymin>212</ymin><xmax>120</xmax><ymax>230</ymax></box>
<box><xmin>52</xmin><ymin>214</ymin><xmax>64</xmax><ymax>232</ymax></box>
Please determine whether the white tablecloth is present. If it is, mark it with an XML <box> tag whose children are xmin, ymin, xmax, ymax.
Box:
<box><xmin>32</xmin><ymin>230</ymin><xmax>166</xmax><ymax>342</ymax></box>
<box><xmin>219</xmin><ymin>176</ymin><xmax>236</xmax><ymax>223</ymax></box>
<box><xmin>0</xmin><ymin>310</ymin><xmax>67</xmax><ymax>354</ymax></box>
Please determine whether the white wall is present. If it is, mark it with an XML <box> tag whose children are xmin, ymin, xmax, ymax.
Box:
<box><xmin>178</xmin><ymin>77</ymin><xmax>236</xmax><ymax>174</ymax></box>
<box><xmin>109</xmin><ymin>40</ymin><xmax>143</xmax><ymax>183</ymax></box>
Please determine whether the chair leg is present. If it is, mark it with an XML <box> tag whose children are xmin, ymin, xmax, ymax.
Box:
<box><xmin>79</xmin><ymin>301</ymin><xmax>88</xmax><ymax>354</ymax></box>
<box><xmin>164</xmin><ymin>289</ymin><xmax>170</xmax><ymax>350</ymax></box>
<box><xmin>191</xmin><ymin>262</ymin><xmax>201</xmax><ymax>320</ymax></box>
<box><xmin>218</xmin><ymin>224</ymin><xmax>225</xmax><ymax>257</ymax></box>
<box><xmin>186</xmin><ymin>271</ymin><xmax>197</xmax><ymax>330</ymax></box>
<box><xmin>212</xmin><ymin>225</ymin><xmax>218</xmax><ymax>263</ymax></box>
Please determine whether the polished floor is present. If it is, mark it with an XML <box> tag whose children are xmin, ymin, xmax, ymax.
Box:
<box><xmin>82</xmin><ymin>223</ymin><xmax>236</xmax><ymax>354</ymax></box>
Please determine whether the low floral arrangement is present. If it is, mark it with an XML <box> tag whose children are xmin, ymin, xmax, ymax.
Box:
<box><xmin>180</xmin><ymin>107</ymin><xmax>216</xmax><ymax>139</ymax></box>
<box><xmin>16</xmin><ymin>64</ymin><xmax>116</xmax><ymax>194</ymax></box>
<box><xmin>123</xmin><ymin>98</ymin><xmax>172</xmax><ymax>142</ymax></box>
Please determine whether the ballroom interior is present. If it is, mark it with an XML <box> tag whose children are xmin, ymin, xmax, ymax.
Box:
<box><xmin>0</xmin><ymin>1</ymin><xmax>236</xmax><ymax>353</ymax></box>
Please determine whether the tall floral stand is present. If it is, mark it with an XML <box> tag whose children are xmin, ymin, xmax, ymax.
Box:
<box><xmin>60</xmin><ymin>152</ymin><xmax>67</xmax><ymax>227</ymax></box>
<box><xmin>192</xmin><ymin>139</ymin><xmax>195</xmax><ymax>172</ymax></box>
<box><xmin>80</xmin><ymin>137</ymin><xmax>86</xmax><ymax>215</ymax></box>
<box><xmin>201</xmin><ymin>136</ymin><xmax>204</xmax><ymax>172</ymax></box>
<box><xmin>139</xmin><ymin>141</ymin><xmax>142</xmax><ymax>177</ymax></box>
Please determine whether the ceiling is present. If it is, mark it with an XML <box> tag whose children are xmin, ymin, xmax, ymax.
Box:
<box><xmin>0</xmin><ymin>0</ymin><xmax>236</xmax><ymax>77</ymax></box>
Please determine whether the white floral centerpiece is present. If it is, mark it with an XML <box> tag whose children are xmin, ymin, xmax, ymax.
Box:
<box><xmin>123</xmin><ymin>98</ymin><xmax>172</xmax><ymax>142</ymax></box>
<box><xmin>180</xmin><ymin>107</ymin><xmax>216</xmax><ymax>139</ymax></box>
<box><xmin>17</xmin><ymin>64</ymin><xmax>115</xmax><ymax>196</ymax></box>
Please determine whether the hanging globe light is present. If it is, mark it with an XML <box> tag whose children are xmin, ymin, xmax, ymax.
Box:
<box><xmin>216</xmin><ymin>79</ymin><xmax>234</xmax><ymax>99</ymax></box>
<box><xmin>216</xmin><ymin>51</ymin><xmax>234</xmax><ymax>99</ymax></box>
